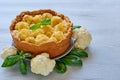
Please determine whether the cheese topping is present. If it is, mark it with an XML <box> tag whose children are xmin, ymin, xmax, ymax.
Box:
<box><xmin>14</xmin><ymin>13</ymin><xmax>70</xmax><ymax>45</ymax></box>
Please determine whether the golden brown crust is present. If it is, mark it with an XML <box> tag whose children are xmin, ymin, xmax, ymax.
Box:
<box><xmin>10</xmin><ymin>9</ymin><xmax>73</xmax><ymax>58</ymax></box>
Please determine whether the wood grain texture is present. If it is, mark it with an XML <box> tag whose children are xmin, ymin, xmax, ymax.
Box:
<box><xmin>0</xmin><ymin>0</ymin><xmax>120</xmax><ymax>80</ymax></box>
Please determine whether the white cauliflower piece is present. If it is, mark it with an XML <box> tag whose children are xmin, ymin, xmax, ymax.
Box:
<box><xmin>31</xmin><ymin>53</ymin><xmax>56</xmax><ymax>76</ymax></box>
<box><xmin>73</xmin><ymin>27</ymin><xmax>92</xmax><ymax>49</ymax></box>
<box><xmin>0</xmin><ymin>46</ymin><xmax>17</xmax><ymax>59</ymax></box>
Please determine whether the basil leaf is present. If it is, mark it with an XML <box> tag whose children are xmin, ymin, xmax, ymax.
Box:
<box><xmin>19</xmin><ymin>50</ymin><xmax>24</xmax><ymax>56</ymax></box>
<box><xmin>1</xmin><ymin>55</ymin><xmax>21</xmax><ymax>67</ymax></box>
<box><xmin>40</xmin><ymin>18</ymin><xmax>51</xmax><ymax>25</ymax></box>
<box><xmin>23</xmin><ymin>53</ymin><xmax>32</xmax><ymax>58</ymax></box>
<box><xmin>69</xmin><ymin>49</ymin><xmax>88</xmax><ymax>58</ymax></box>
<box><xmin>73</xmin><ymin>25</ymin><xmax>81</xmax><ymax>29</ymax></box>
<box><xmin>19</xmin><ymin>59</ymin><xmax>27</xmax><ymax>75</ymax></box>
<box><xmin>30</xmin><ymin>18</ymin><xmax>51</xmax><ymax>30</ymax></box>
<box><xmin>30</xmin><ymin>23</ymin><xmax>41</xmax><ymax>30</ymax></box>
<box><xmin>54</xmin><ymin>61</ymin><xmax>67</xmax><ymax>73</ymax></box>
<box><xmin>60</xmin><ymin>55</ymin><xmax>82</xmax><ymax>66</ymax></box>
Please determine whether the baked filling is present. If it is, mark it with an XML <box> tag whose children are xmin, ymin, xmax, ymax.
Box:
<box><xmin>13</xmin><ymin>13</ymin><xmax>69</xmax><ymax>45</ymax></box>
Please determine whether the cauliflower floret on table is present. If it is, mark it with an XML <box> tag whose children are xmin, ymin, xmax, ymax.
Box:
<box><xmin>31</xmin><ymin>53</ymin><xmax>56</xmax><ymax>76</ymax></box>
<box><xmin>73</xmin><ymin>27</ymin><xmax>92</xmax><ymax>49</ymax></box>
<box><xmin>0</xmin><ymin>46</ymin><xmax>17</xmax><ymax>59</ymax></box>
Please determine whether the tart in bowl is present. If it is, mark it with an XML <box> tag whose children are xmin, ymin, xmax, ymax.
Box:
<box><xmin>10</xmin><ymin>9</ymin><xmax>73</xmax><ymax>58</ymax></box>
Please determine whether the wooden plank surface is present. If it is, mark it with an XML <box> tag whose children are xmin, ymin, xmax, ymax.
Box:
<box><xmin>0</xmin><ymin>0</ymin><xmax>120</xmax><ymax>80</ymax></box>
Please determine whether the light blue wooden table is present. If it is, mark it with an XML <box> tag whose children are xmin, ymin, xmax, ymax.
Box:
<box><xmin>0</xmin><ymin>0</ymin><xmax>120</xmax><ymax>80</ymax></box>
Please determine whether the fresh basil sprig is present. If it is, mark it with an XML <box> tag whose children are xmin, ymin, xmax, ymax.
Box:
<box><xmin>60</xmin><ymin>55</ymin><xmax>82</xmax><ymax>66</ymax></box>
<box><xmin>30</xmin><ymin>18</ymin><xmax>51</xmax><ymax>30</ymax></box>
<box><xmin>73</xmin><ymin>25</ymin><xmax>81</xmax><ymax>29</ymax></box>
<box><xmin>69</xmin><ymin>49</ymin><xmax>88</xmax><ymax>58</ymax></box>
<box><xmin>1</xmin><ymin>50</ymin><xmax>32</xmax><ymax>75</ymax></box>
<box><xmin>18</xmin><ymin>50</ymin><xmax>31</xmax><ymax>58</ymax></box>
<box><xmin>19</xmin><ymin>50</ymin><xmax>24</xmax><ymax>56</ymax></box>
<box><xmin>19</xmin><ymin>59</ymin><xmax>27</xmax><ymax>75</ymax></box>
<box><xmin>23</xmin><ymin>53</ymin><xmax>32</xmax><ymax>58</ymax></box>
<box><xmin>55</xmin><ymin>49</ymin><xmax>88</xmax><ymax>73</ymax></box>
<box><xmin>40</xmin><ymin>18</ymin><xmax>51</xmax><ymax>25</ymax></box>
<box><xmin>1</xmin><ymin>55</ymin><xmax>21</xmax><ymax>67</ymax></box>
<box><xmin>54</xmin><ymin>61</ymin><xmax>67</xmax><ymax>73</ymax></box>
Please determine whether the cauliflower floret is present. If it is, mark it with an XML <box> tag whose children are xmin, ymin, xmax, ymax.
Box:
<box><xmin>73</xmin><ymin>27</ymin><xmax>92</xmax><ymax>49</ymax></box>
<box><xmin>18</xmin><ymin>29</ymin><xmax>31</xmax><ymax>40</ymax></box>
<box><xmin>54</xmin><ymin>22</ymin><xmax>67</xmax><ymax>33</ymax></box>
<box><xmin>15</xmin><ymin>22</ymin><xmax>29</xmax><ymax>31</ymax></box>
<box><xmin>35</xmin><ymin>34</ymin><xmax>49</xmax><ymax>44</ymax></box>
<box><xmin>0</xmin><ymin>46</ymin><xmax>17</xmax><ymax>59</ymax></box>
<box><xmin>12</xmin><ymin>30</ymin><xmax>19</xmax><ymax>38</ymax></box>
<box><xmin>33</xmin><ymin>15</ymin><xmax>42</xmax><ymax>23</ymax></box>
<box><xmin>41</xmin><ymin>25</ymin><xmax>53</xmax><ymax>37</ymax></box>
<box><xmin>51</xmin><ymin>16</ymin><xmax>62</xmax><ymax>27</ymax></box>
<box><xmin>31</xmin><ymin>29</ymin><xmax>44</xmax><ymax>37</ymax></box>
<box><xmin>22</xmin><ymin>15</ymin><xmax>33</xmax><ymax>24</ymax></box>
<box><xmin>25</xmin><ymin>37</ymin><xmax>35</xmax><ymax>43</ymax></box>
<box><xmin>52</xmin><ymin>31</ymin><xmax>65</xmax><ymax>41</ymax></box>
<box><xmin>31</xmin><ymin>53</ymin><xmax>56</xmax><ymax>76</ymax></box>
<box><xmin>40</xmin><ymin>53</ymin><xmax>49</xmax><ymax>58</ymax></box>
<box><xmin>42</xmin><ymin>13</ymin><xmax>53</xmax><ymax>19</ymax></box>
<box><xmin>48</xmin><ymin>36</ymin><xmax>57</xmax><ymax>42</ymax></box>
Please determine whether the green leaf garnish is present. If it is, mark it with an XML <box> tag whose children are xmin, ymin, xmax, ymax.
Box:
<box><xmin>1</xmin><ymin>55</ymin><xmax>21</xmax><ymax>67</ymax></box>
<box><xmin>30</xmin><ymin>23</ymin><xmax>41</xmax><ymax>30</ymax></box>
<box><xmin>54</xmin><ymin>61</ymin><xmax>67</xmax><ymax>73</ymax></box>
<box><xmin>18</xmin><ymin>51</ymin><xmax>32</xmax><ymax>58</ymax></box>
<box><xmin>19</xmin><ymin>50</ymin><xmax>24</xmax><ymax>56</ymax></box>
<box><xmin>30</xmin><ymin>18</ymin><xmax>51</xmax><ymax>30</ymax></box>
<box><xmin>40</xmin><ymin>18</ymin><xmax>51</xmax><ymax>25</ymax></box>
<box><xmin>19</xmin><ymin>59</ymin><xmax>27</xmax><ymax>75</ymax></box>
<box><xmin>69</xmin><ymin>49</ymin><xmax>88</xmax><ymax>58</ymax></box>
<box><xmin>73</xmin><ymin>25</ymin><xmax>81</xmax><ymax>29</ymax></box>
<box><xmin>23</xmin><ymin>53</ymin><xmax>32</xmax><ymax>58</ymax></box>
<box><xmin>1</xmin><ymin>50</ymin><xmax>32</xmax><ymax>68</ymax></box>
<box><xmin>59</xmin><ymin>55</ymin><xmax>82</xmax><ymax>66</ymax></box>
